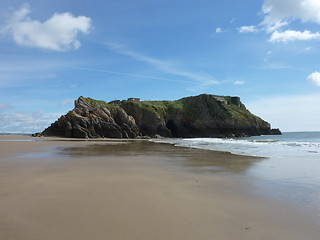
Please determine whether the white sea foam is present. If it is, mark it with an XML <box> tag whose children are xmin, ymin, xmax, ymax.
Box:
<box><xmin>153</xmin><ymin>132</ymin><xmax>320</xmax><ymax>158</ymax></box>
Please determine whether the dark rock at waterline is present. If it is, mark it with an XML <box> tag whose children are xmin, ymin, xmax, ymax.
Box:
<box><xmin>39</xmin><ymin>94</ymin><xmax>281</xmax><ymax>139</ymax></box>
<box><xmin>269</xmin><ymin>128</ymin><xmax>282</xmax><ymax>135</ymax></box>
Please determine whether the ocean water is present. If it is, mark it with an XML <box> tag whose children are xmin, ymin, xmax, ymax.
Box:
<box><xmin>153</xmin><ymin>132</ymin><xmax>320</xmax><ymax>209</ymax></box>
<box><xmin>153</xmin><ymin>132</ymin><xmax>320</xmax><ymax>159</ymax></box>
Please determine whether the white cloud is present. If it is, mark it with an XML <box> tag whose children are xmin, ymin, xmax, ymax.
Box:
<box><xmin>263</xmin><ymin>50</ymin><xmax>273</xmax><ymax>62</ymax></box>
<box><xmin>266</xmin><ymin>50</ymin><xmax>273</xmax><ymax>57</ymax></box>
<box><xmin>262</xmin><ymin>0</ymin><xmax>320</xmax><ymax>25</ymax></box>
<box><xmin>306</xmin><ymin>46</ymin><xmax>312</xmax><ymax>51</ymax></box>
<box><xmin>230</xmin><ymin>18</ymin><xmax>236</xmax><ymax>24</ymax></box>
<box><xmin>246</xmin><ymin>94</ymin><xmax>320</xmax><ymax>131</ymax></box>
<box><xmin>240</xmin><ymin>1</ymin><xmax>320</xmax><ymax>43</ymax></box>
<box><xmin>256</xmin><ymin>63</ymin><xmax>292</xmax><ymax>70</ymax></box>
<box><xmin>39</xmin><ymin>74</ymin><xmax>56</xmax><ymax>80</ymax></box>
<box><xmin>67</xmin><ymin>66</ymin><xmax>190</xmax><ymax>84</ymax></box>
<box><xmin>238</xmin><ymin>25</ymin><xmax>258</xmax><ymax>33</ymax></box>
<box><xmin>0</xmin><ymin>103</ymin><xmax>10</xmax><ymax>111</ymax></box>
<box><xmin>216</xmin><ymin>27</ymin><xmax>222</xmax><ymax>33</ymax></box>
<box><xmin>234</xmin><ymin>81</ymin><xmax>245</xmax><ymax>85</ymax></box>
<box><xmin>307</xmin><ymin>71</ymin><xmax>320</xmax><ymax>86</ymax></box>
<box><xmin>269</xmin><ymin>30</ymin><xmax>320</xmax><ymax>43</ymax></box>
<box><xmin>261</xmin><ymin>19</ymin><xmax>289</xmax><ymax>33</ymax></box>
<box><xmin>105</xmin><ymin>42</ymin><xmax>219</xmax><ymax>86</ymax></box>
<box><xmin>1</xmin><ymin>4</ymin><xmax>92</xmax><ymax>51</ymax></box>
<box><xmin>0</xmin><ymin>110</ymin><xmax>60</xmax><ymax>133</ymax></box>
<box><xmin>59</xmin><ymin>99</ymin><xmax>74</xmax><ymax>107</ymax></box>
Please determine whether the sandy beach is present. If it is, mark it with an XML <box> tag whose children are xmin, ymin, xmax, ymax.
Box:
<box><xmin>0</xmin><ymin>135</ymin><xmax>319</xmax><ymax>240</ymax></box>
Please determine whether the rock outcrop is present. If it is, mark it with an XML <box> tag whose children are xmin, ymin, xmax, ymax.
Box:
<box><xmin>39</xmin><ymin>94</ymin><xmax>281</xmax><ymax>138</ymax></box>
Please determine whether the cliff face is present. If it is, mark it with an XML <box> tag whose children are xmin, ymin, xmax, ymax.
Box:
<box><xmin>40</xmin><ymin>94</ymin><xmax>281</xmax><ymax>138</ymax></box>
<box><xmin>41</xmin><ymin>97</ymin><xmax>139</xmax><ymax>139</ymax></box>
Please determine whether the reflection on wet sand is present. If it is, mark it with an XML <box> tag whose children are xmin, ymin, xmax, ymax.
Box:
<box><xmin>58</xmin><ymin>141</ymin><xmax>260</xmax><ymax>174</ymax></box>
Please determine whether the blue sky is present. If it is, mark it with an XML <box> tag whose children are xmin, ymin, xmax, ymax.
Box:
<box><xmin>1</xmin><ymin>0</ymin><xmax>320</xmax><ymax>133</ymax></box>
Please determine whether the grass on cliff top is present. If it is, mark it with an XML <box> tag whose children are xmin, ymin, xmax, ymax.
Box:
<box><xmin>84</xmin><ymin>96</ymin><xmax>267</xmax><ymax>126</ymax></box>
<box><xmin>223</xmin><ymin>103</ymin><xmax>268</xmax><ymax>125</ymax></box>
<box><xmin>122</xmin><ymin>99</ymin><xmax>185</xmax><ymax>117</ymax></box>
<box><xmin>84</xmin><ymin>97</ymin><xmax>119</xmax><ymax>109</ymax></box>
<box><xmin>124</xmin><ymin>96</ymin><xmax>231</xmax><ymax>119</ymax></box>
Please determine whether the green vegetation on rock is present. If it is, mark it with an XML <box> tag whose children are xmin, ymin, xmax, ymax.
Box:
<box><xmin>122</xmin><ymin>99</ymin><xmax>185</xmax><ymax>118</ymax></box>
<box><xmin>83</xmin><ymin>97</ymin><xmax>119</xmax><ymax>109</ymax></box>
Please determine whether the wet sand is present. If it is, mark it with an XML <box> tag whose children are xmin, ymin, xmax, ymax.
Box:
<box><xmin>0</xmin><ymin>135</ymin><xmax>319</xmax><ymax>240</ymax></box>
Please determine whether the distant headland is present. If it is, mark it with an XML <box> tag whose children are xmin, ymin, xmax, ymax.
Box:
<box><xmin>35</xmin><ymin>94</ymin><xmax>281</xmax><ymax>139</ymax></box>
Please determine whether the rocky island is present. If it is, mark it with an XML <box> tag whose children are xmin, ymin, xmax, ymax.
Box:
<box><xmin>39</xmin><ymin>94</ymin><xmax>281</xmax><ymax>139</ymax></box>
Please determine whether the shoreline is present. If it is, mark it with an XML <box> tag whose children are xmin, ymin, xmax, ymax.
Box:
<box><xmin>0</xmin><ymin>135</ymin><xmax>319</xmax><ymax>239</ymax></box>
<box><xmin>0</xmin><ymin>134</ymin><xmax>262</xmax><ymax>159</ymax></box>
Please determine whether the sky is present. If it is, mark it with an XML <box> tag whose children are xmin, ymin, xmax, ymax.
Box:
<box><xmin>0</xmin><ymin>0</ymin><xmax>320</xmax><ymax>133</ymax></box>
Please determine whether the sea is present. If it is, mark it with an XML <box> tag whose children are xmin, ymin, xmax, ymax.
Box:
<box><xmin>153</xmin><ymin>132</ymin><xmax>320</xmax><ymax>211</ymax></box>
<box><xmin>153</xmin><ymin>132</ymin><xmax>320</xmax><ymax>158</ymax></box>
